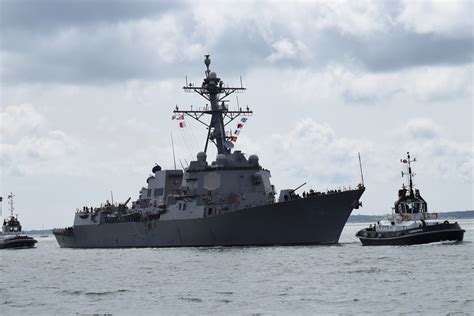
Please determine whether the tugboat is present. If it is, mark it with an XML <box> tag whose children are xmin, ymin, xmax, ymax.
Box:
<box><xmin>0</xmin><ymin>193</ymin><xmax>37</xmax><ymax>249</ymax></box>
<box><xmin>54</xmin><ymin>55</ymin><xmax>365</xmax><ymax>248</ymax></box>
<box><xmin>356</xmin><ymin>152</ymin><xmax>465</xmax><ymax>246</ymax></box>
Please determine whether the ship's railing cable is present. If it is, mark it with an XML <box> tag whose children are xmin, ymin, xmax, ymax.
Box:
<box><xmin>178</xmin><ymin>126</ymin><xmax>194</xmax><ymax>163</ymax></box>
<box><xmin>183</xmin><ymin>119</ymin><xmax>200</xmax><ymax>154</ymax></box>
<box><xmin>186</xmin><ymin>117</ymin><xmax>201</xmax><ymax>153</ymax></box>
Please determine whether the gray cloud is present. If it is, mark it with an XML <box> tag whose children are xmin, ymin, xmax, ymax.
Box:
<box><xmin>1</xmin><ymin>1</ymin><xmax>473</xmax><ymax>85</ymax></box>
<box><xmin>0</xmin><ymin>0</ymin><xmax>179</xmax><ymax>31</ymax></box>
<box><xmin>352</xmin><ymin>31</ymin><xmax>473</xmax><ymax>72</ymax></box>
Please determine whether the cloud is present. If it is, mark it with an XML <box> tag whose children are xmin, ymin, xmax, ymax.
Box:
<box><xmin>1</xmin><ymin>0</ymin><xmax>472</xmax><ymax>85</ymax></box>
<box><xmin>253</xmin><ymin>119</ymin><xmax>373</xmax><ymax>187</ymax></box>
<box><xmin>1</xmin><ymin>14</ymin><xmax>207</xmax><ymax>84</ymax></box>
<box><xmin>404</xmin><ymin>118</ymin><xmax>441</xmax><ymax>140</ymax></box>
<box><xmin>339</xmin><ymin>64</ymin><xmax>473</xmax><ymax>104</ymax></box>
<box><xmin>0</xmin><ymin>0</ymin><xmax>179</xmax><ymax>31</ymax></box>
<box><xmin>0</xmin><ymin>104</ymin><xmax>81</xmax><ymax>176</ymax></box>
<box><xmin>256</xmin><ymin>63</ymin><xmax>472</xmax><ymax>107</ymax></box>
<box><xmin>398</xmin><ymin>0</ymin><xmax>474</xmax><ymax>37</ymax></box>
<box><xmin>0</xmin><ymin>103</ymin><xmax>44</xmax><ymax>140</ymax></box>
<box><xmin>267</xmin><ymin>39</ymin><xmax>310</xmax><ymax>63</ymax></box>
<box><xmin>314</xmin><ymin>0</ymin><xmax>389</xmax><ymax>36</ymax></box>
<box><xmin>395</xmin><ymin>118</ymin><xmax>473</xmax><ymax>182</ymax></box>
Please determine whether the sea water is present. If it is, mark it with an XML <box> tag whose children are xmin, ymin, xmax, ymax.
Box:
<box><xmin>1</xmin><ymin>220</ymin><xmax>473</xmax><ymax>315</ymax></box>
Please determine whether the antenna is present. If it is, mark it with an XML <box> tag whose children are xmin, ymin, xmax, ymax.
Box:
<box><xmin>204</xmin><ymin>54</ymin><xmax>211</xmax><ymax>78</ymax></box>
<box><xmin>111</xmin><ymin>191</ymin><xmax>114</xmax><ymax>205</ymax></box>
<box><xmin>175</xmin><ymin>55</ymin><xmax>252</xmax><ymax>155</ymax></box>
<box><xmin>7</xmin><ymin>192</ymin><xmax>15</xmax><ymax>218</ymax></box>
<box><xmin>400</xmin><ymin>152</ymin><xmax>416</xmax><ymax>196</ymax></box>
<box><xmin>178</xmin><ymin>159</ymin><xmax>185</xmax><ymax>170</ymax></box>
<box><xmin>171</xmin><ymin>132</ymin><xmax>177</xmax><ymax>170</ymax></box>
<box><xmin>358</xmin><ymin>152</ymin><xmax>365</xmax><ymax>186</ymax></box>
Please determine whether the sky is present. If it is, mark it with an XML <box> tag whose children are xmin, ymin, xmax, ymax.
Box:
<box><xmin>0</xmin><ymin>0</ymin><xmax>473</xmax><ymax>229</ymax></box>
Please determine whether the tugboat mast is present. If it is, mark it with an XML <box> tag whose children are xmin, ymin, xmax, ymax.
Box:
<box><xmin>174</xmin><ymin>55</ymin><xmax>252</xmax><ymax>155</ymax></box>
<box><xmin>401</xmin><ymin>152</ymin><xmax>416</xmax><ymax>197</ymax></box>
<box><xmin>7</xmin><ymin>192</ymin><xmax>15</xmax><ymax>218</ymax></box>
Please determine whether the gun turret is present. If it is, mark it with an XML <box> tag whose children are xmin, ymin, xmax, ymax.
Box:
<box><xmin>290</xmin><ymin>182</ymin><xmax>307</xmax><ymax>195</ymax></box>
<box><xmin>117</xmin><ymin>197</ymin><xmax>132</xmax><ymax>212</ymax></box>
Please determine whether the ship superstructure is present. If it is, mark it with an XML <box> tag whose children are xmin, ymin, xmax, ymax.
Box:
<box><xmin>54</xmin><ymin>56</ymin><xmax>365</xmax><ymax>248</ymax></box>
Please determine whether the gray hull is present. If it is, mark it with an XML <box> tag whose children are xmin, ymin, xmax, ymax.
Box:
<box><xmin>54</xmin><ymin>188</ymin><xmax>364</xmax><ymax>248</ymax></box>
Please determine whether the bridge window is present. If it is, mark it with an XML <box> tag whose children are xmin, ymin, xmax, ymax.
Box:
<box><xmin>154</xmin><ymin>188</ymin><xmax>164</xmax><ymax>197</ymax></box>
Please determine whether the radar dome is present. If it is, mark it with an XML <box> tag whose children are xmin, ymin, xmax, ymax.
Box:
<box><xmin>216</xmin><ymin>154</ymin><xmax>228</xmax><ymax>165</ymax></box>
<box><xmin>197</xmin><ymin>152</ymin><xmax>207</xmax><ymax>162</ymax></box>
<box><xmin>248</xmin><ymin>154</ymin><xmax>259</xmax><ymax>166</ymax></box>
<box><xmin>210</xmin><ymin>72</ymin><xmax>217</xmax><ymax>79</ymax></box>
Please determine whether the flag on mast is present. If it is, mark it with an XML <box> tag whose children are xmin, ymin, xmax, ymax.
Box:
<box><xmin>231</xmin><ymin>117</ymin><xmax>249</xmax><ymax>143</ymax></box>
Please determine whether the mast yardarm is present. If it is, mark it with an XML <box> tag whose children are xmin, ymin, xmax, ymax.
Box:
<box><xmin>174</xmin><ymin>55</ymin><xmax>252</xmax><ymax>155</ymax></box>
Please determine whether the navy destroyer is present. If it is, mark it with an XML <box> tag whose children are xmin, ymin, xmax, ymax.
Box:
<box><xmin>356</xmin><ymin>152</ymin><xmax>464</xmax><ymax>246</ymax></box>
<box><xmin>54</xmin><ymin>55</ymin><xmax>365</xmax><ymax>248</ymax></box>
<box><xmin>1</xmin><ymin>193</ymin><xmax>37</xmax><ymax>249</ymax></box>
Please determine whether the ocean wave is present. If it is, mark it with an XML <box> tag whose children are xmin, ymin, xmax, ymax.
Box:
<box><xmin>59</xmin><ymin>289</ymin><xmax>130</xmax><ymax>296</ymax></box>
<box><xmin>85</xmin><ymin>289</ymin><xmax>130</xmax><ymax>296</ymax></box>
<box><xmin>179</xmin><ymin>297</ymin><xmax>203</xmax><ymax>303</ymax></box>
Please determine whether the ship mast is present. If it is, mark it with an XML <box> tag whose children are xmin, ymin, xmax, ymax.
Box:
<box><xmin>7</xmin><ymin>192</ymin><xmax>15</xmax><ymax>218</ymax></box>
<box><xmin>401</xmin><ymin>152</ymin><xmax>416</xmax><ymax>197</ymax></box>
<box><xmin>174</xmin><ymin>55</ymin><xmax>252</xmax><ymax>155</ymax></box>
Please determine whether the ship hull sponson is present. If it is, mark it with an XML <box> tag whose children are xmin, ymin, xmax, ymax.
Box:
<box><xmin>54</xmin><ymin>188</ymin><xmax>364</xmax><ymax>248</ymax></box>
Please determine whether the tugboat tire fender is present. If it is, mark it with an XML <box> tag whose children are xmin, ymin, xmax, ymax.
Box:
<box><xmin>443</xmin><ymin>220</ymin><xmax>449</xmax><ymax>225</ymax></box>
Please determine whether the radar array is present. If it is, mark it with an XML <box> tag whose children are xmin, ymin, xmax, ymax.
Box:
<box><xmin>173</xmin><ymin>55</ymin><xmax>253</xmax><ymax>154</ymax></box>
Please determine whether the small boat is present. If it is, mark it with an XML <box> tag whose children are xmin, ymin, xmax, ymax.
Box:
<box><xmin>0</xmin><ymin>193</ymin><xmax>37</xmax><ymax>249</ymax></box>
<box><xmin>356</xmin><ymin>153</ymin><xmax>465</xmax><ymax>246</ymax></box>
